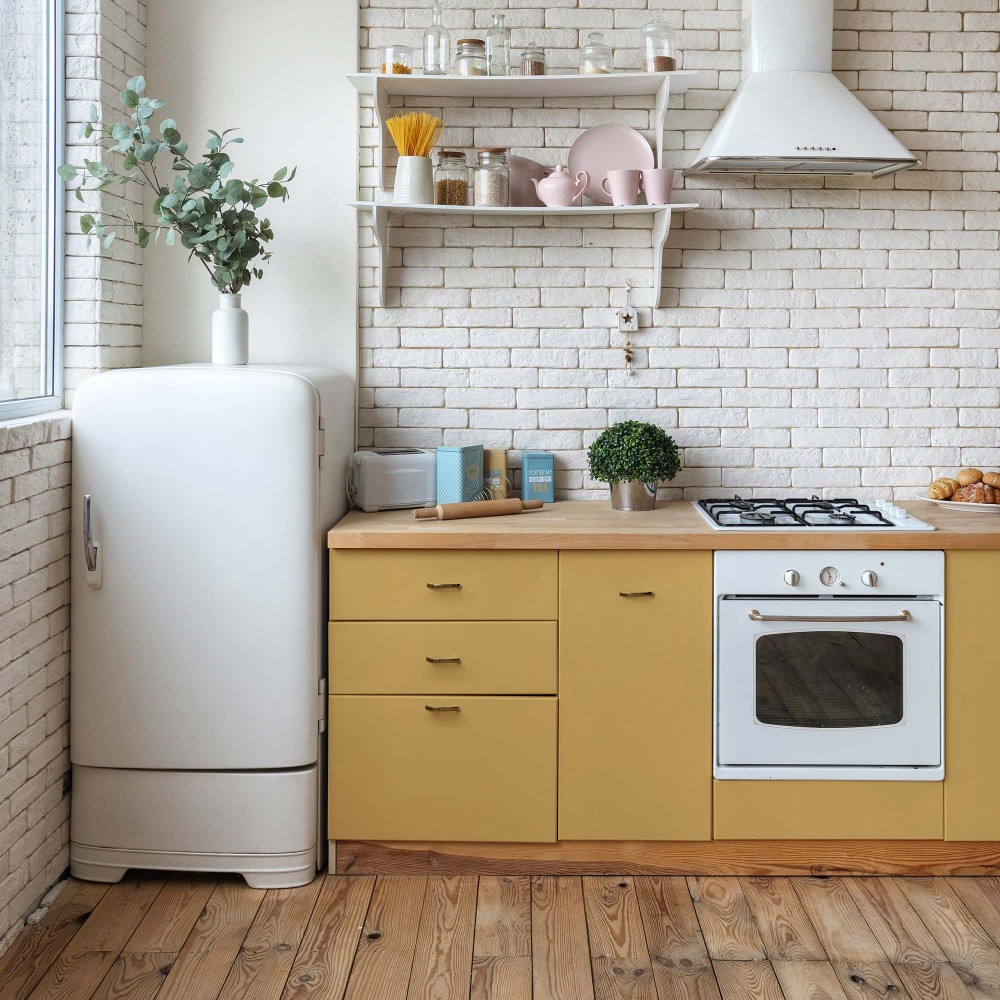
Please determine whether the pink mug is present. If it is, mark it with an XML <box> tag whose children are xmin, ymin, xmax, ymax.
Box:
<box><xmin>641</xmin><ymin>168</ymin><xmax>675</xmax><ymax>206</ymax></box>
<box><xmin>602</xmin><ymin>169</ymin><xmax>643</xmax><ymax>207</ymax></box>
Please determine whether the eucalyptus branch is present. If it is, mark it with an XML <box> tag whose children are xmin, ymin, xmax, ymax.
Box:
<box><xmin>59</xmin><ymin>74</ymin><xmax>295</xmax><ymax>291</ymax></box>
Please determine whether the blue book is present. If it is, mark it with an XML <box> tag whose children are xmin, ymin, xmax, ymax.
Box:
<box><xmin>521</xmin><ymin>451</ymin><xmax>554</xmax><ymax>504</ymax></box>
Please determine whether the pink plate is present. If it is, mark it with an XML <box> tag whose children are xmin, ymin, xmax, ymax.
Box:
<box><xmin>568</xmin><ymin>124</ymin><xmax>655</xmax><ymax>205</ymax></box>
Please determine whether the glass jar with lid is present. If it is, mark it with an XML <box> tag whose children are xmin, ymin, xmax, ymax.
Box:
<box><xmin>435</xmin><ymin>150</ymin><xmax>470</xmax><ymax>206</ymax></box>
<box><xmin>579</xmin><ymin>31</ymin><xmax>613</xmax><ymax>75</ymax></box>
<box><xmin>643</xmin><ymin>16</ymin><xmax>678</xmax><ymax>72</ymax></box>
<box><xmin>381</xmin><ymin>44</ymin><xmax>413</xmax><ymax>75</ymax></box>
<box><xmin>473</xmin><ymin>148</ymin><xmax>509</xmax><ymax>207</ymax></box>
<box><xmin>454</xmin><ymin>38</ymin><xmax>487</xmax><ymax>77</ymax></box>
<box><xmin>520</xmin><ymin>45</ymin><xmax>546</xmax><ymax>77</ymax></box>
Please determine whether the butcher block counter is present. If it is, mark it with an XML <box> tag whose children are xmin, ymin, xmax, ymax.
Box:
<box><xmin>328</xmin><ymin>498</ymin><xmax>1000</xmax><ymax>549</ymax></box>
<box><xmin>326</xmin><ymin>498</ymin><xmax>1000</xmax><ymax>877</ymax></box>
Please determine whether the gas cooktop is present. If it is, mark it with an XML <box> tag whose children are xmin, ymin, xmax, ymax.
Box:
<box><xmin>694</xmin><ymin>496</ymin><xmax>936</xmax><ymax>531</ymax></box>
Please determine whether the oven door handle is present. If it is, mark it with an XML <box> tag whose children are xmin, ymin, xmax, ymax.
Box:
<box><xmin>748</xmin><ymin>609</ymin><xmax>912</xmax><ymax>624</ymax></box>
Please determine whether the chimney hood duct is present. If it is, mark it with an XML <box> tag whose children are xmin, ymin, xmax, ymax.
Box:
<box><xmin>685</xmin><ymin>0</ymin><xmax>920</xmax><ymax>178</ymax></box>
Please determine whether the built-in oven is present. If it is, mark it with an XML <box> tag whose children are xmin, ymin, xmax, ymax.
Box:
<box><xmin>714</xmin><ymin>550</ymin><xmax>944</xmax><ymax>780</ymax></box>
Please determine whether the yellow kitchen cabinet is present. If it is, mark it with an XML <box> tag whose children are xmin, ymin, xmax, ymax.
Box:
<box><xmin>714</xmin><ymin>781</ymin><xmax>943</xmax><ymax>840</ymax></box>
<box><xmin>329</xmin><ymin>695</ymin><xmax>557</xmax><ymax>842</ymax></box>
<box><xmin>558</xmin><ymin>550</ymin><xmax>712</xmax><ymax>840</ymax></box>
<box><xmin>330</xmin><ymin>550</ymin><xmax>558</xmax><ymax>621</ymax></box>
<box><xmin>945</xmin><ymin>551</ymin><xmax>1000</xmax><ymax>840</ymax></box>
<box><xmin>329</xmin><ymin>621</ymin><xmax>557</xmax><ymax>695</ymax></box>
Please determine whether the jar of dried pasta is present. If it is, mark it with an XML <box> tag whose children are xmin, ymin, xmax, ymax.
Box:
<box><xmin>435</xmin><ymin>150</ymin><xmax>470</xmax><ymax>206</ymax></box>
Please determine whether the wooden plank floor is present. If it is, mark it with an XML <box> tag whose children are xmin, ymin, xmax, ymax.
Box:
<box><xmin>5</xmin><ymin>875</ymin><xmax>1000</xmax><ymax>999</ymax></box>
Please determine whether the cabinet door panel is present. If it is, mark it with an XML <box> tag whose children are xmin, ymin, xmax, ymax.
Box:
<box><xmin>329</xmin><ymin>695</ymin><xmax>557</xmax><ymax>842</ymax></box>
<box><xmin>559</xmin><ymin>550</ymin><xmax>712</xmax><ymax>841</ymax></box>
<box><xmin>944</xmin><ymin>551</ymin><xmax>1000</xmax><ymax>840</ymax></box>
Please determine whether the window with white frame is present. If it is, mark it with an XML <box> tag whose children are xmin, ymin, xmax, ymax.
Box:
<box><xmin>0</xmin><ymin>0</ymin><xmax>62</xmax><ymax>419</ymax></box>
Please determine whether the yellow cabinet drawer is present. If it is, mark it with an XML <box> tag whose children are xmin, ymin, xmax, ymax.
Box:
<box><xmin>328</xmin><ymin>696</ymin><xmax>556</xmax><ymax>842</ymax></box>
<box><xmin>714</xmin><ymin>781</ymin><xmax>943</xmax><ymax>840</ymax></box>
<box><xmin>330</xmin><ymin>550</ymin><xmax>558</xmax><ymax>621</ymax></box>
<box><xmin>329</xmin><ymin>621</ymin><xmax>557</xmax><ymax>695</ymax></box>
<box><xmin>559</xmin><ymin>551</ymin><xmax>713</xmax><ymax>841</ymax></box>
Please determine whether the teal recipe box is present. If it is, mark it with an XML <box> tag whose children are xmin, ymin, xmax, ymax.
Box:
<box><xmin>436</xmin><ymin>445</ymin><xmax>483</xmax><ymax>504</ymax></box>
<box><xmin>521</xmin><ymin>451</ymin><xmax>554</xmax><ymax>503</ymax></box>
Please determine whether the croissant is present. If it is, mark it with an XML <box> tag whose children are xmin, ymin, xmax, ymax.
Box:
<box><xmin>953</xmin><ymin>483</ymin><xmax>999</xmax><ymax>504</ymax></box>
<box><xmin>928</xmin><ymin>478</ymin><xmax>960</xmax><ymax>500</ymax></box>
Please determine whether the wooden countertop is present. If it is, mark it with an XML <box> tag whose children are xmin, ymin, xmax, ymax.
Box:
<box><xmin>328</xmin><ymin>499</ymin><xmax>1000</xmax><ymax>550</ymax></box>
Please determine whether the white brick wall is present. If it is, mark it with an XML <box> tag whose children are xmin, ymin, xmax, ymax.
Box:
<box><xmin>0</xmin><ymin>413</ymin><xmax>71</xmax><ymax>954</ymax></box>
<box><xmin>357</xmin><ymin>0</ymin><xmax>1000</xmax><ymax>499</ymax></box>
<box><xmin>0</xmin><ymin>0</ymin><xmax>145</xmax><ymax>955</ymax></box>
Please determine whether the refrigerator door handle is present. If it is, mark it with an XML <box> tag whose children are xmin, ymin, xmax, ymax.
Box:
<box><xmin>83</xmin><ymin>495</ymin><xmax>102</xmax><ymax>588</ymax></box>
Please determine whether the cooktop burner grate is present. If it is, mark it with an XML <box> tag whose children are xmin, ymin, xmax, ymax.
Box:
<box><xmin>698</xmin><ymin>496</ymin><xmax>897</xmax><ymax>529</ymax></box>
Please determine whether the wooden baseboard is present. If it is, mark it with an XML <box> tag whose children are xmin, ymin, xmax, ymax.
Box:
<box><xmin>335</xmin><ymin>840</ymin><xmax>1000</xmax><ymax>877</ymax></box>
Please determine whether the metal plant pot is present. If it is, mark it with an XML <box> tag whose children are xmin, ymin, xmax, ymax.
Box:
<box><xmin>610</xmin><ymin>480</ymin><xmax>657</xmax><ymax>511</ymax></box>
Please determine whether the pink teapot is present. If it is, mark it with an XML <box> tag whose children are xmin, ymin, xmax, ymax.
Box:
<box><xmin>531</xmin><ymin>165</ymin><xmax>590</xmax><ymax>208</ymax></box>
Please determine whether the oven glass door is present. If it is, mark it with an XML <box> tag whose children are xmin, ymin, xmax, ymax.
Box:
<box><xmin>717</xmin><ymin>598</ymin><xmax>941</xmax><ymax>767</ymax></box>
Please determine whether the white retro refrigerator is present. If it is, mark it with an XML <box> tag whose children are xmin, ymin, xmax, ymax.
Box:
<box><xmin>70</xmin><ymin>364</ymin><xmax>353</xmax><ymax>888</ymax></box>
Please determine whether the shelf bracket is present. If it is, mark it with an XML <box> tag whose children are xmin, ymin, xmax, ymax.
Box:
<box><xmin>371</xmin><ymin>203</ymin><xmax>389</xmax><ymax>307</ymax></box>
<box><xmin>652</xmin><ymin>207</ymin><xmax>672</xmax><ymax>309</ymax></box>
<box><xmin>373</xmin><ymin>78</ymin><xmax>390</xmax><ymax>197</ymax></box>
<box><xmin>654</xmin><ymin>76</ymin><xmax>672</xmax><ymax>169</ymax></box>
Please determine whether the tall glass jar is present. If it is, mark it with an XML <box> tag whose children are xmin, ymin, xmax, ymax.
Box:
<box><xmin>423</xmin><ymin>1</ymin><xmax>450</xmax><ymax>76</ymax></box>
<box><xmin>435</xmin><ymin>150</ymin><xmax>470</xmax><ymax>206</ymax></box>
<box><xmin>643</xmin><ymin>16</ymin><xmax>678</xmax><ymax>72</ymax></box>
<box><xmin>486</xmin><ymin>13</ymin><xmax>511</xmax><ymax>76</ymax></box>
<box><xmin>454</xmin><ymin>38</ymin><xmax>487</xmax><ymax>77</ymax></box>
<box><xmin>579</xmin><ymin>31</ymin><xmax>613</xmax><ymax>75</ymax></box>
<box><xmin>520</xmin><ymin>45</ymin><xmax>546</xmax><ymax>77</ymax></box>
<box><xmin>473</xmin><ymin>148</ymin><xmax>509</xmax><ymax>207</ymax></box>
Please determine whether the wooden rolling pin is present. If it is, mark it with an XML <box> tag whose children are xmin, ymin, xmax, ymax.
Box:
<box><xmin>414</xmin><ymin>499</ymin><xmax>544</xmax><ymax>520</ymax></box>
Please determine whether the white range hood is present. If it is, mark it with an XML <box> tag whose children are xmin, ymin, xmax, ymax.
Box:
<box><xmin>685</xmin><ymin>0</ymin><xmax>920</xmax><ymax>178</ymax></box>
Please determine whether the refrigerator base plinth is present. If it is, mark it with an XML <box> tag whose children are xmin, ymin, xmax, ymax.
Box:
<box><xmin>70</xmin><ymin>842</ymin><xmax>318</xmax><ymax>889</ymax></box>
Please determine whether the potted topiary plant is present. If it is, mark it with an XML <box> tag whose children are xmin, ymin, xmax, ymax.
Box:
<box><xmin>587</xmin><ymin>420</ymin><xmax>682</xmax><ymax>511</ymax></box>
<box><xmin>58</xmin><ymin>76</ymin><xmax>295</xmax><ymax>366</ymax></box>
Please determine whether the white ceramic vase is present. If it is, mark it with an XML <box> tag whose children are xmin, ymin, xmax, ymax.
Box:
<box><xmin>394</xmin><ymin>156</ymin><xmax>433</xmax><ymax>205</ymax></box>
<box><xmin>212</xmin><ymin>293</ymin><xmax>249</xmax><ymax>365</ymax></box>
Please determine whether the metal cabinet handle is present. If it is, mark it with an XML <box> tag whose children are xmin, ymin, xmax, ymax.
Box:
<box><xmin>426</xmin><ymin>657</ymin><xmax>462</xmax><ymax>664</ymax></box>
<box><xmin>619</xmin><ymin>591</ymin><xmax>654</xmax><ymax>598</ymax></box>
<box><xmin>427</xmin><ymin>582</ymin><xmax>461</xmax><ymax>590</ymax></box>
<box><xmin>83</xmin><ymin>494</ymin><xmax>98</xmax><ymax>573</ymax></box>
<box><xmin>748</xmin><ymin>609</ymin><xmax>912</xmax><ymax>624</ymax></box>
<box><xmin>425</xmin><ymin>705</ymin><xmax>461</xmax><ymax>713</ymax></box>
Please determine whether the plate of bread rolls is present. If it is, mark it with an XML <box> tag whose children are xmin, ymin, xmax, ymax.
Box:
<box><xmin>919</xmin><ymin>468</ymin><xmax>1000</xmax><ymax>509</ymax></box>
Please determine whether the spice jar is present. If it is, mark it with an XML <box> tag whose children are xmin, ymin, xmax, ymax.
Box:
<box><xmin>381</xmin><ymin>44</ymin><xmax>413</xmax><ymax>75</ymax></box>
<box><xmin>435</xmin><ymin>150</ymin><xmax>470</xmax><ymax>206</ymax></box>
<box><xmin>643</xmin><ymin>17</ymin><xmax>678</xmax><ymax>72</ymax></box>
<box><xmin>520</xmin><ymin>45</ymin><xmax>546</xmax><ymax>77</ymax></box>
<box><xmin>579</xmin><ymin>31</ymin><xmax>613</xmax><ymax>75</ymax></box>
<box><xmin>454</xmin><ymin>38</ymin><xmax>487</xmax><ymax>77</ymax></box>
<box><xmin>474</xmin><ymin>148</ymin><xmax>509</xmax><ymax>207</ymax></box>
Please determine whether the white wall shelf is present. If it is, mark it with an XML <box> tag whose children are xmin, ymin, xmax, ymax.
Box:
<box><xmin>352</xmin><ymin>201</ymin><xmax>698</xmax><ymax>308</ymax></box>
<box><xmin>349</xmin><ymin>70</ymin><xmax>699</xmax><ymax>195</ymax></box>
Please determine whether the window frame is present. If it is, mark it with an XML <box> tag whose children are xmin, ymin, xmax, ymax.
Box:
<box><xmin>0</xmin><ymin>0</ymin><xmax>65</xmax><ymax>421</ymax></box>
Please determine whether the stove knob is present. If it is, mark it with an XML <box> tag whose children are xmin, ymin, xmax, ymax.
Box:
<box><xmin>784</xmin><ymin>570</ymin><xmax>800</xmax><ymax>587</ymax></box>
<box><xmin>861</xmin><ymin>570</ymin><xmax>878</xmax><ymax>588</ymax></box>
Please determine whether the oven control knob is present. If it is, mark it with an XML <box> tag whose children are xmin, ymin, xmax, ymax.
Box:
<box><xmin>861</xmin><ymin>570</ymin><xmax>878</xmax><ymax>588</ymax></box>
<box><xmin>783</xmin><ymin>570</ymin><xmax>800</xmax><ymax>587</ymax></box>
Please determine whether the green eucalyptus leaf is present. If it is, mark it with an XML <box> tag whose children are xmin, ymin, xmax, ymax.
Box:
<box><xmin>160</xmin><ymin>118</ymin><xmax>177</xmax><ymax>133</ymax></box>
<box><xmin>57</xmin><ymin>163</ymin><xmax>77</xmax><ymax>181</ymax></box>
<box><xmin>80</xmin><ymin>214</ymin><xmax>95</xmax><ymax>234</ymax></box>
<box><xmin>165</xmin><ymin>228</ymin><xmax>176</xmax><ymax>246</ymax></box>
<box><xmin>127</xmin><ymin>75</ymin><xmax>146</xmax><ymax>94</ymax></box>
<box><xmin>120</xmin><ymin>88</ymin><xmax>139</xmax><ymax>109</ymax></box>
<box><xmin>273</xmin><ymin>166</ymin><xmax>287</xmax><ymax>181</ymax></box>
<box><xmin>103</xmin><ymin>231</ymin><xmax>116</xmax><ymax>248</ymax></box>
<box><xmin>266</xmin><ymin>181</ymin><xmax>284</xmax><ymax>198</ymax></box>
<box><xmin>88</xmin><ymin>104</ymin><xmax>98</xmax><ymax>122</ymax></box>
<box><xmin>134</xmin><ymin>142</ymin><xmax>158</xmax><ymax>162</ymax></box>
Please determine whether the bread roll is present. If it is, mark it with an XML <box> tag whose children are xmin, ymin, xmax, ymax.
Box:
<box><xmin>928</xmin><ymin>477</ymin><xmax>960</xmax><ymax>500</ymax></box>
<box><xmin>957</xmin><ymin>468</ymin><xmax>984</xmax><ymax>487</ymax></box>
<box><xmin>983</xmin><ymin>472</ymin><xmax>1000</xmax><ymax>489</ymax></box>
